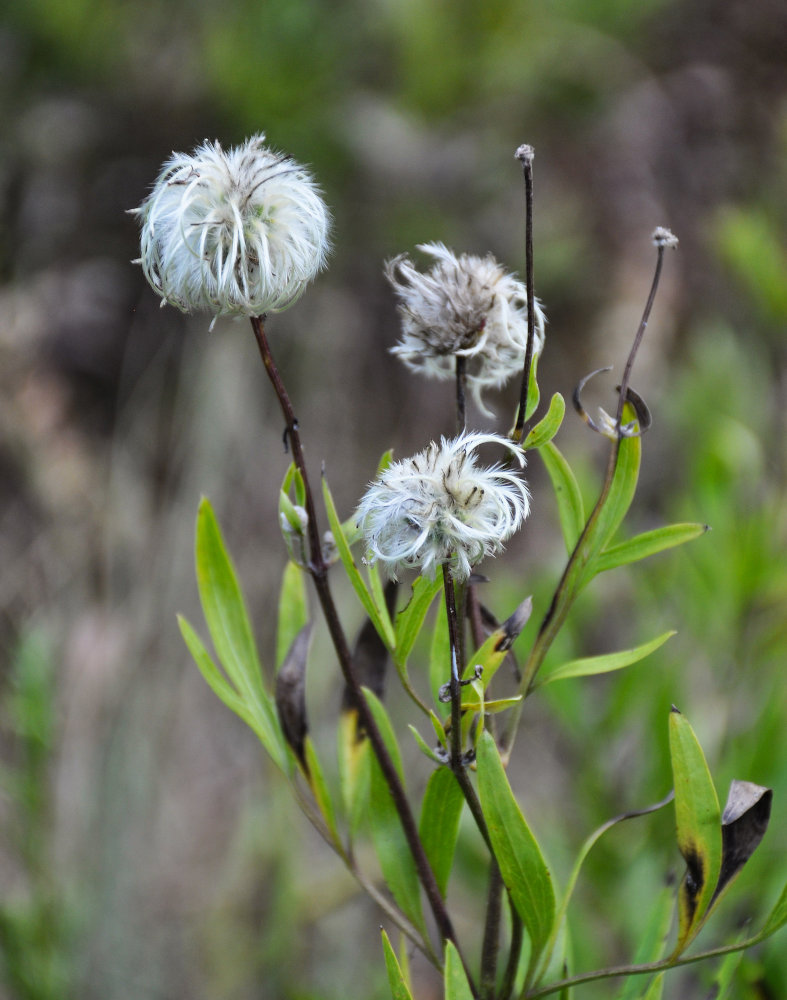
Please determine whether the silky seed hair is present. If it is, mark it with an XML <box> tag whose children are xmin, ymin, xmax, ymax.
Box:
<box><xmin>356</xmin><ymin>431</ymin><xmax>530</xmax><ymax>582</ymax></box>
<box><xmin>132</xmin><ymin>134</ymin><xmax>331</xmax><ymax>324</ymax></box>
<box><xmin>385</xmin><ymin>242</ymin><xmax>546</xmax><ymax>416</ymax></box>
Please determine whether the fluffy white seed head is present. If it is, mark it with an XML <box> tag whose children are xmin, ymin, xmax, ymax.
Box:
<box><xmin>356</xmin><ymin>432</ymin><xmax>530</xmax><ymax>582</ymax></box>
<box><xmin>385</xmin><ymin>243</ymin><xmax>546</xmax><ymax>415</ymax></box>
<box><xmin>131</xmin><ymin>134</ymin><xmax>331</xmax><ymax>322</ymax></box>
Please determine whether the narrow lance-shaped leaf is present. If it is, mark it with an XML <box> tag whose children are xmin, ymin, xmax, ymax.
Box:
<box><xmin>534</xmin><ymin>631</ymin><xmax>675</xmax><ymax>689</ymax></box>
<box><xmin>476</xmin><ymin>730</ymin><xmax>556</xmax><ymax>986</ymax></box>
<box><xmin>303</xmin><ymin>735</ymin><xmax>342</xmax><ymax>852</ymax></box>
<box><xmin>408</xmin><ymin>725</ymin><xmax>444</xmax><ymax>765</ymax></box>
<box><xmin>322</xmin><ymin>475</ymin><xmax>396</xmax><ymax>649</ymax></box>
<box><xmin>759</xmin><ymin>874</ymin><xmax>787</xmax><ymax>938</ymax></box>
<box><xmin>579</xmin><ymin>408</ymin><xmax>642</xmax><ymax>578</ymax></box>
<box><xmin>276</xmin><ymin>561</ymin><xmax>308</xmax><ymax>670</ymax></box>
<box><xmin>444</xmin><ymin>940</ymin><xmax>474</xmax><ymax>1000</ymax></box>
<box><xmin>705</xmin><ymin>939</ymin><xmax>746</xmax><ymax>1000</ymax></box>
<box><xmin>364</xmin><ymin>688</ymin><xmax>426</xmax><ymax>936</ymax></box>
<box><xmin>591</xmin><ymin>522</ymin><xmax>709</xmax><ymax>577</ymax></box>
<box><xmin>342</xmin><ymin>598</ymin><xmax>394</xmax><ymax>713</ymax></box>
<box><xmin>192</xmin><ymin>499</ymin><xmax>286</xmax><ymax>770</ymax></box>
<box><xmin>337</xmin><ymin>708</ymin><xmax>371</xmax><ymax>842</ymax></box>
<box><xmin>394</xmin><ymin>575</ymin><xmax>443</xmax><ymax>669</ymax></box>
<box><xmin>522</xmin><ymin>392</ymin><xmax>566</xmax><ymax>451</ymax></box>
<box><xmin>669</xmin><ymin>707</ymin><xmax>722</xmax><ymax>956</ymax></box>
<box><xmin>545</xmin><ymin>791</ymin><xmax>674</xmax><ymax>985</ymax></box>
<box><xmin>195</xmin><ymin>498</ymin><xmax>267</xmax><ymax>704</ymax></box>
<box><xmin>615</xmin><ymin>883</ymin><xmax>674</xmax><ymax>1000</ymax></box>
<box><xmin>418</xmin><ymin>765</ymin><xmax>464</xmax><ymax>898</ymax></box>
<box><xmin>537</xmin><ymin>441</ymin><xmax>585</xmax><ymax>554</ymax></box>
<box><xmin>338</xmin><ymin>604</ymin><xmax>393</xmax><ymax>839</ymax></box>
<box><xmin>429</xmin><ymin>598</ymin><xmax>450</xmax><ymax>717</ymax></box>
<box><xmin>381</xmin><ymin>929</ymin><xmax>415</xmax><ymax>1000</ymax></box>
<box><xmin>179</xmin><ymin>614</ymin><xmax>275</xmax><ymax>751</ymax></box>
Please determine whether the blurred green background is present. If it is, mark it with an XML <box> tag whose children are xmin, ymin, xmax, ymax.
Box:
<box><xmin>0</xmin><ymin>0</ymin><xmax>786</xmax><ymax>997</ymax></box>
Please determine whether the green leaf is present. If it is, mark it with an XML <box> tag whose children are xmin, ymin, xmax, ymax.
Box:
<box><xmin>364</xmin><ymin>689</ymin><xmax>426</xmax><ymax>935</ymax></box>
<box><xmin>707</xmin><ymin>943</ymin><xmax>746</xmax><ymax>1000</ymax></box>
<box><xmin>545</xmin><ymin>792</ymin><xmax>674</xmax><ymax>986</ymax></box>
<box><xmin>429</xmin><ymin>599</ymin><xmax>450</xmax><ymax>717</ymax></box>
<box><xmin>193</xmin><ymin>499</ymin><xmax>286</xmax><ymax>771</ymax></box>
<box><xmin>394</xmin><ymin>575</ymin><xmax>443</xmax><ymax>669</ymax></box>
<box><xmin>582</xmin><ymin>421</ymin><xmax>641</xmax><ymax>569</ymax></box>
<box><xmin>276</xmin><ymin>561</ymin><xmax>308</xmax><ymax>670</ymax></box>
<box><xmin>337</xmin><ymin>709</ymin><xmax>371</xmax><ymax>842</ymax></box>
<box><xmin>669</xmin><ymin>708</ymin><xmax>722</xmax><ymax>956</ymax></box>
<box><xmin>592</xmin><ymin>523</ymin><xmax>709</xmax><ymax>576</ymax></box>
<box><xmin>525</xmin><ymin>352</ymin><xmax>541</xmax><ymax>421</ymax></box>
<box><xmin>179</xmin><ymin>615</ymin><xmax>288</xmax><ymax>771</ymax></box>
<box><xmin>615</xmin><ymin>885</ymin><xmax>674</xmax><ymax>999</ymax></box>
<box><xmin>476</xmin><ymin>730</ymin><xmax>555</xmax><ymax>986</ymax></box>
<box><xmin>429</xmin><ymin>710</ymin><xmax>448</xmax><ymax>749</ymax></box>
<box><xmin>381</xmin><ymin>929</ymin><xmax>415</xmax><ymax>1000</ymax></box>
<box><xmin>538</xmin><ymin>441</ymin><xmax>585</xmax><ymax>554</ymax></box>
<box><xmin>196</xmin><ymin>498</ymin><xmax>266</xmax><ymax>702</ymax></box>
<box><xmin>761</xmin><ymin>876</ymin><xmax>787</xmax><ymax>937</ymax></box>
<box><xmin>462</xmin><ymin>597</ymin><xmax>532</xmax><ymax>693</ymax></box>
<box><xmin>322</xmin><ymin>476</ymin><xmax>396</xmax><ymax>650</ymax></box>
<box><xmin>641</xmin><ymin>973</ymin><xmax>666</xmax><ymax>1000</ymax></box>
<box><xmin>460</xmin><ymin>696</ymin><xmax>522</xmax><ymax>714</ymax></box>
<box><xmin>408</xmin><ymin>726</ymin><xmax>444</xmax><ymax>764</ymax></box>
<box><xmin>178</xmin><ymin>615</ymin><xmax>255</xmax><ymax>729</ymax></box>
<box><xmin>523</xmin><ymin>392</ymin><xmax>566</xmax><ymax>450</ymax></box>
<box><xmin>278</xmin><ymin>487</ymin><xmax>303</xmax><ymax>533</ymax></box>
<box><xmin>303</xmin><ymin>736</ymin><xmax>341</xmax><ymax>850</ymax></box>
<box><xmin>534</xmin><ymin>631</ymin><xmax>675</xmax><ymax>689</ymax></box>
<box><xmin>444</xmin><ymin>940</ymin><xmax>474</xmax><ymax>1000</ymax></box>
<box><xmin>363</xmin><ymin>688</ymin><xmax>404</xmax><ymax>779</ymax></box>
<box><xmin>419</xmin><ymin>766</ymin><xmax>464</xmax><ymax>898</ymax></box>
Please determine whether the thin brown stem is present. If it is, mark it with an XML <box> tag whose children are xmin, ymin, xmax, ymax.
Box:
<box><xmin>442</xmin><ymin>566</ymin><xmax>465</xmax><ymax>772</ymax></box>
<box><xmin>442</xmin><ymin>567</ymin><xmax>493</xmax><ymax>853</ymax></box>
<box><xmin>456</xmin><ymin>354</ymin><xmax>467</xmax><ymax>433</ymax></box>
<box><xmin>480</xmin><ymin>860</ymin><xmax>504</xmax><ymax>1000</ymax></box>
<box><xmin>522</xmin><ymin>934</ymin><xmax>771</xmax><ymax>999</ymax></box>
<box><xmin>501</xmin><ymin>241</ymin><xmax>670</xmax><ymax>759</ymax></box>
<box><xmin>500</xmin><ymin>903</ymin><xmax>524</xmax><ymax>1000</ymax></box>
<box><xmin>250</xmin><ymin>316</ymin><xmax>473</xmax><ymax>989</ymax></box>
<box><xmin>513</xmin><ymin>144</ymin><xmax>536</xmax><ymax>442</ymax></box>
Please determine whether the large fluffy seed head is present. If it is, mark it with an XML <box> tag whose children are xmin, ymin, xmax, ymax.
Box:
<box><xmin>131</xmin><ymin>134</ymin><xmax>331</xmax><ymax>321</ymax></box>
<box><xmin>385</xmin><ymin>243</ymin><xmax>546</xmax><ymax>415</ymax></box>
<box><xmin>356</xmin><ymin>432</ymin><xmax>530</xmax><ymax>582</ymax></box>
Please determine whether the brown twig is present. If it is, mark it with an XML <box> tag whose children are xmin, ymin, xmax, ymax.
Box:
<box><xmin>250</xmin><ymin>315</ymin><xmax>474</xmax><ymax>991</ymax></box>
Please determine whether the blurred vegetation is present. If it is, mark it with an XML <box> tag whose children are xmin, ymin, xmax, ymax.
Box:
<box><xmin>0</xmin><ymin>0</ymin><xmax>785</xmax><ymax>997</ymax></box>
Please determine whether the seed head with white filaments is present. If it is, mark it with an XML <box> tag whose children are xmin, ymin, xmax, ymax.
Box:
<box><xmin>131</xmin><ymin>134</ymin><xmax>331</xmax><ymax>324</ymax></box>
<box><xmin>356</xmin><ymin>432</ymin><xmax>530</xmax><ymax>582</ymax></box>
<box><xmin>385</xmin><ymin>243</ymin><xmax>546</xmax><ymax>416</ymax></box>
